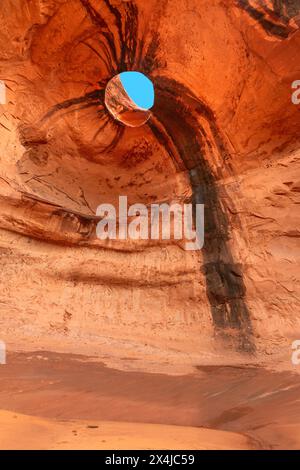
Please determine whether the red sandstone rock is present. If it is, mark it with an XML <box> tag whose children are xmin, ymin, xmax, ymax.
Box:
<box><xmin>0</xmin><ymin>0</ymin><xmax>299</xmax><ymax>450</ymax></box>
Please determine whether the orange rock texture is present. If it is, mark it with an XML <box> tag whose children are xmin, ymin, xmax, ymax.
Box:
<box><xmin>0</xmin><ymin>0</ymin><xmax>299</xmax><ymax>364</ymax></box>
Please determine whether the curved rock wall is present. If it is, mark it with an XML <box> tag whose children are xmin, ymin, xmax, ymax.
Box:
<box><xmin>0</xmin><ymin>0</ymin><xmax>299</xmax><ymax>362</ymax></box>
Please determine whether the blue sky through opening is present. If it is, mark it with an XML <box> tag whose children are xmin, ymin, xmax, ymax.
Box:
<box><xmin>120</xmin><ymin>71</ymin><xmax>154</xmax><ymax>110</ymax></box>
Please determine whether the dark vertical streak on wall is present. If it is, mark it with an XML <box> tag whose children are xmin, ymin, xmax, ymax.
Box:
<box><xmin>102</xmin><ymin>0</ymin><xmax>139</xmax><ymax>72</ymax></box>
<box><xmin>149</xmin><ymin>77</ymin><xmax>255</xmax><ymax>352</ymax></box>
<box><xmin>124</xmin><ymin>3</ymin><xmax>139</xmax><ymax>70</ymax></box>
<box><xmin>80</xmin><ymin>0</ymin><xmax>119</xmax><ymax>68</ymax></box>
<box><xmin>237</xmin><ymin>0</ymin><xmax>300</xmax><ymax>38</ymax></box>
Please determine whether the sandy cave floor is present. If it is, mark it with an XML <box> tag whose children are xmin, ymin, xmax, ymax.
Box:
<box><xmin>0</xmin><ymin>351</ymin><xmax>300</xmax><ymax>450</ymax></box>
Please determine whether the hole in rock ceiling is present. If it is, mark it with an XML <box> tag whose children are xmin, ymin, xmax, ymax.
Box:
<box><xmin>105</xmin><ymin>71</ymin><xmax>155</xmax><ymax>128</ymax></box>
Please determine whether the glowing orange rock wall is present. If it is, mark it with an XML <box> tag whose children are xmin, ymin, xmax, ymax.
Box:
<box><xmin>0</xmin><ymin>0</ymin><xmax>299</xmax><ymax>361</ymax></box>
